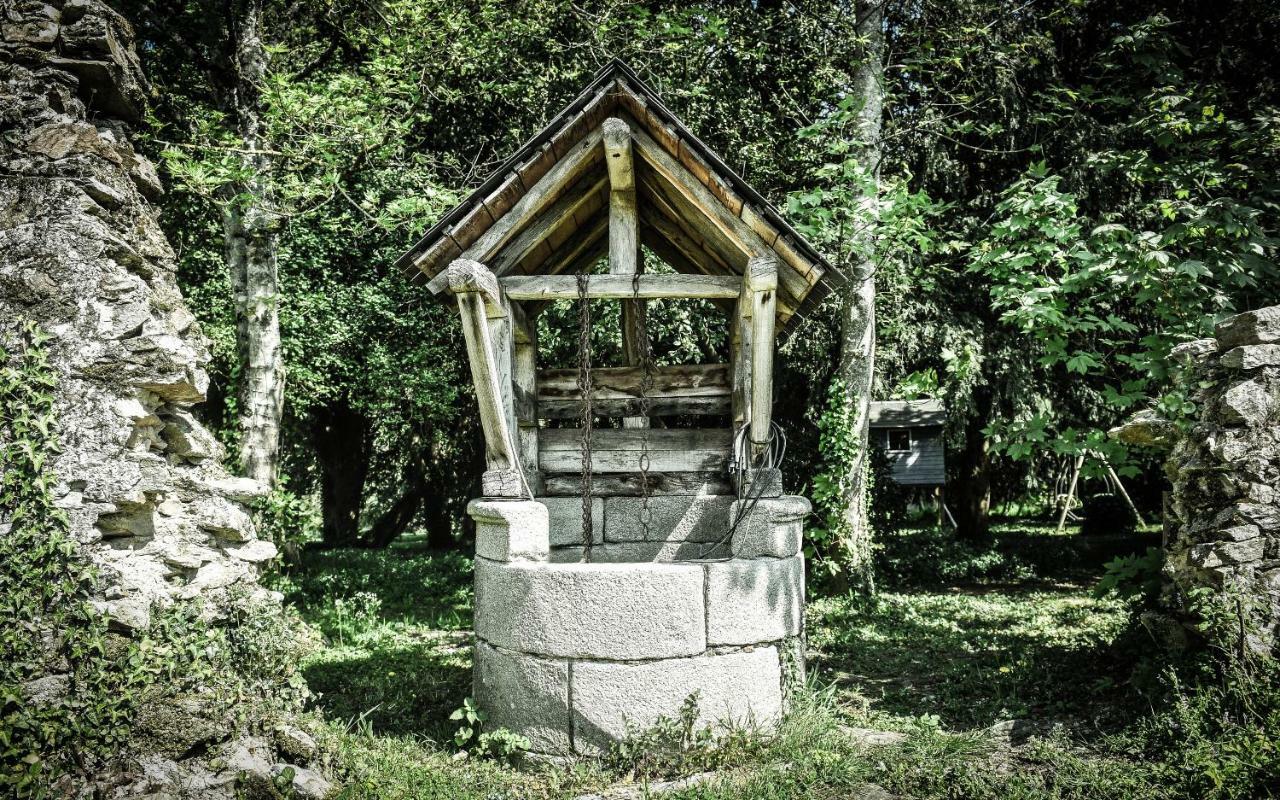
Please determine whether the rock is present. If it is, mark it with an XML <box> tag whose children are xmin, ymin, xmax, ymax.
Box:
<box><xmin>1221</xmin><ymin>344</ymin><xmax>1280</xmax><ymax>370</ymax></box>
<box><xmin>22</xmin><ymin>674</ymin><xmax>70</xmax><ymax>706</ymax></box>
<box><xmin>1108</xmin><ymin>409</ymin><xmax>1177</xmax><ymax>449</ymax></box>
<box><xmin>161</xmin><ymin>410</ymin><xmax>222</xmax><ymax>461</ymax></box>
<box><xmin>705</xmin><ymin>555</ymin><xmax>804</xmax><ymax>646</ymax></box>
<box><xmin>987</xmin><ymin>718</ymin><xmax>1052</xmax><ymax>747</ymax></box>
<box><xmin>1220</xmin><ymin>380</ymin><xmax>1275</xmax><ymax>427</ymax></box>
<box><xmin>473</xmin><ymin>641</ymin><xmax>571</xmax><ymax>755</ymax></box>
<box><xmin>1169</xmin><ymin>338</ymin><xmax>1219</xmax><ymax>366</ymax></box>
<box><xmin>270</xmin><ymin>764</ymin><xmax>333</xmax><ymax>799</ymax></box>
<box><xmin>223</xmin><ymin>736</ymin><xmax>273</xmax><ymax>783</ymax></box>
<box><xmin>1216</xmin><ymin>307</ymin><xmax>1280</xmax><ymax>349</ymax></box>
<box><xmin>840</xmin><ymin>725</ymin><xmax>908</xmax><ymax>747</ymax></box>
<box><xmin>273</xmin><ymin>724</ymin><xmax>318</xmax><ymax>762</ymax></box>
<box><xmin>574</xmin><ymin>772</ymin><xmax>717</xmax><ymax>800</ymax></box>
<box><xmin>224</xmin><ymin>539</ymin><xmax>278</xmax><ymax>563</ymax></box>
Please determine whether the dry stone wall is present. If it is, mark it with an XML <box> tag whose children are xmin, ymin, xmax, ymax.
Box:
<box><xmin>1</xmin><ymin>2</ymin><xmax>326</xmax><ymax>795</ymax></box>
<box><xmin>1114</xmin><ymin>306</ymin><xmax>1280</xmax><ymax>651</ymax></box>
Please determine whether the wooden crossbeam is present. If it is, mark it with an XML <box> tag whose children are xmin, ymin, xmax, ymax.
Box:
<box><xmin>538</xmin><ymin>428</ymin><xmax>732</xmax><ymax>473</ymax></box>
<box><xmin>500</xmin><ymin>274</ymin><xmax>740</xmax><ymax>300</ymax></box>
<box><xmin>538</xmin><ymin>362</ymin><xmax>731</xmax><ymax>419</ymax></box>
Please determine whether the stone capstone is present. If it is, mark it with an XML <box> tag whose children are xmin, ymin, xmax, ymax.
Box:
<box><xmin>730</xmin><ymin>496</ymin><xmax>809</xmax><ymax>558</ymax></box>
<box><xmin>470</xmin><ymin>499</ymin><xmax>550</xmax><ymax>562</ymax></box>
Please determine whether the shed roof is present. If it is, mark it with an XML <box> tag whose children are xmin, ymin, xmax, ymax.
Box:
<box><xmin>868</xmin><ymin>400</ymin><xmax>946</xmax><ymax>428</ymax></box>
<box><xmin>394</xmin><ymin>58</ymin><xmax>844</xmax><ymax>335</ymax></box>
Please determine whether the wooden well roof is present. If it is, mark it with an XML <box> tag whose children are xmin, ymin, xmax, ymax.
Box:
<box><xmin>395</xmin><ymin>58</ymin><xmax>844</xmax><ymax>336</ymax></box>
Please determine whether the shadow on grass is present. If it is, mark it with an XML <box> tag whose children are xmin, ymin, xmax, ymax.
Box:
<box><xmin>811</xmin><ymin>585</ymin><xmax>1133</xmax><ymax>731</ymax></box>
<box><xmin>304</xmin><ymin>635</ymin><xmax>472</xmax><ymax>740</ymax></box>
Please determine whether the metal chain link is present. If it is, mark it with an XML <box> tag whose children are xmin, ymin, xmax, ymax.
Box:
<box><xmin>633</xmin><ymin>270</ymin><xmax>654</xmax><ymax>538</ymax></box>
<box><xmin>576</xmin><ymin>271</ymin><xmax>594</xmax><ymax>560</ymax></box>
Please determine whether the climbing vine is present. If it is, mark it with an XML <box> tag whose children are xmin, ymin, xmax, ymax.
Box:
<box><xmin>807</xmin><ymin>379</ymin><xmax>875</xmax><ymax>593</ymax></box>
<box><xmin>0</xmin><ymin>323</ymin><xmax>134</xmax><ymax>795</ymax></box>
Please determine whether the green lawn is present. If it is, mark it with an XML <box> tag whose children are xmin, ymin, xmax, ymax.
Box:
<box><xmin>266</xmin><ymin>524</ymin><xmax>1258</xmax><ymax>799</ymax></box>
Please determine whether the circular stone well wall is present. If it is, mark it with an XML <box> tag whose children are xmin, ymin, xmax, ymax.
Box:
<box><xmin>468</xmin><ymin>494</ymin><xmax>809</xmax><ymax>756</ymax></box>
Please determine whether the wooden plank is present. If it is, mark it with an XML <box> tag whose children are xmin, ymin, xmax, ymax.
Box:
<box><xmin>539</xmin><ymin>363</ymin><xmax>729</xmax><ymax>401</ymax></box>
<box><xmin>512</xmin><ymin>310</ymin><xmax>539</xmax><ymax>484</ymax></box>
<box><xmin>539</xmin><ymin>428</ymin><xmax>732</xmax><ymax>473</ymax></box>
<box><xmin>517</xmin><ymin>141</ymin><xmax>557</xmax><ymax>192</ymax></box>
<box><xmin>481</xmin><ymin>171</ymin><xmax>524</xmax><ymax>222</ymax></box>
<box><xmin>539</xmin><ymin>395</ymin><xmax>730</xmax><ymax>419</ymax></box>
<box><xmin>410</xmin><ymin>233</ymin><xmax>462</xmax><ymax>282</ymax></box>
<box><xmin>501</xmin><ymin>274</ymin><xmax>740</xmax><ymax>300</ymax></box>
<box><xmin>639</xmin><ymin>166</ymin><xmax>744</xmax><ymax>272</ymax></box>
<box><xmin>445</xmin><ymin>259</ymin><xmax>505</xmax><ymax>317</ymax></box>
<box><xmin>639</xmin><ymin>190</ymin><xmax>735</xmax><ymax>275</ymax></box>
<box><xmin>543</xmin><ymin>471</ymin><xmax>732</xmax><ymax>497</ymax></box>
<box><xmin>747</xmin><ymin>254</ymin><xmax>777</xmax><ymax>448</ymax></box>
<box><xmin>490</xmin><ymin>172</ymin><xmax>608</xmax><ymax>273</ymax></box>
<box><xmin>426</xmin><ymin>125</ymin><xmax>605</xmax><ymax>293</ymax></box>
<box><xmin>526</xmin><ymin>210</ymin><xmax>608</xmax><ymax>276</ymax></box>
<box><xmin>731</xmin><ymin>293</ymin><xmax>752</xmax><ymax>429</ymax></box>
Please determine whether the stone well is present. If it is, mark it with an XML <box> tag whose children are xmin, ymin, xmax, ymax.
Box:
<box><xmin>469</xmin><ymin>493</ymin><xmax>808</xmax><ymax>756</ymax></box>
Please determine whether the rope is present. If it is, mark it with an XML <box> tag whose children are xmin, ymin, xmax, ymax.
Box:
<box><xmin>576</xmin><ymin>271</ymin><xmax>594</xmax><ymax>560</ymax></box>
<box><xmin>704</xmin><ymin>421</ymin><xmax>787</xmax><ymax>559</ymax></box>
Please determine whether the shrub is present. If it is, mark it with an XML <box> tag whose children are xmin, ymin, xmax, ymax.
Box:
<box><xmin>1080</xmin><ymin>492</ymin><xmax>1137</xmax><ymax>537</ymax></box>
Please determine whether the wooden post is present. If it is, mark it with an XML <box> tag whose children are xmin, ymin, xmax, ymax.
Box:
<box><xmin>512</xmin><ymin>305</ymin><xmax>542</xmax><ymax>495</ymax></box>
<box><xmin>1104</xmin><ymin>461</ymin><xmax>1145</xmax><ymax>527</ymax></box>
<box><xmin>445</xmin><ymin>259</ymin><xmax>525</xmax><ymax>497</ymax></box>
<box><xmin>746</xmin><ymin>254</ymin><xmax>777</xmax><ymax>454</ymax></box>
<box><xmin>604</xmin><ymin>116</ymin><xmax>648</xmax><ymax>429</ymax></box>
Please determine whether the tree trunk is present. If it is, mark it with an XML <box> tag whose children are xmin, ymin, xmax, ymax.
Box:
<box><xmin>833</xmin><ymin>0</ymin><xmax>885</xmax><ymax>596</ymax></box>
<box><xmin>952</xmin><ymin>386</ymin><xmax>993</xmax><ymax>540</ymax></box>
<box><xmin>313</xmin><ymin>399</ymin><xmax>371</xmax><ymax>548</ymax></box>
<box><xmin>223</xmin><ymin>0</ymin><xmax>284</xmax><ymax>487</ymax></box>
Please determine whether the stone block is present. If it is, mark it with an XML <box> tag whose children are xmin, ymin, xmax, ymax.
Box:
<box><xmin>604</xmin><ymin>495</ymin><xmax>733</xmax><ymax>543</ymax></box>
<box><xmin>739</xmin><ymin>468</ymin><xmax>784</xmax><ymax>497</ymax></box>
<box><xmin>571</xmin><ymin>647</ymin><xmax>783</xmax><ymax>754</ymax></box>
<box><xmin>1216</xmin><ymin>307</ymin><xmax>1280</xmax><ymax>350</ymax></box>
<box><xmin>1221</xmin><ymin>344</ymin><xmax>1280</xmax><ymax>370</ymax></box>
<box><xmin>1220</xmin><ymin>380</ymin><xmax>1275</xmax><ymax>427</ymax></box>
<box><xmin>468</xmin><ymin>499</ymin><xmax>548</xmax><ymax>563</ymax></box>
<box><xmin>538</xmin><ymin>496</ymin><xmax>603</xmax><ymax>547</ymax></box>
<box><xmin>1189</xmin><ymin>538</ymin><xmax>1264</xmax><ymax>568</ymax></box>
<box><xmin>589</xmin><ymin>540</ymin><xmax>704</xmax><ymax>563</ymax></box>
<box><xmin>730</xmin><ymin>496</ymin><xmax>809</xmax><ymax>558</ymax></box>
<box><xmin>705</xmin><ymin>555</ymin><xmax>804</xmax><ymax>646</ymax></box>
<box><xmin>473</xmin><ymin>641</ymin><xmax>571</xmax><ymax>755</ymax></box>
<box><xmin>474</xmin><ymin>559</ymin><xmax>706</xmax><ymax>660</ymax></box>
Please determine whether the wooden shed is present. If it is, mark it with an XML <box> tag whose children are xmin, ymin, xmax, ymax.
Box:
<box><xmin>869</xmin><ymin>400</ymin><xmax>946</xmax><ymax>487</ymax></box>
<box><xmin>395</xmin><ymin>59</ymin><xmax>845</xmax><ymax>499</ymax></box>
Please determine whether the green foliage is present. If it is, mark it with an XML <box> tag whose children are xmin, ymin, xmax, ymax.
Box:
<box><xmin>606</xmin><ymin>692</ymin><xmax>763</xmax><ymax>782</ymax></box>
<box><xmin>806</xmin><ymin>380</ymin><xmax>865</xmax><ymax>585</ymax></box>
<box><xmin>1094</xmin><ymin>548</ymin><xmax>1163</xmax><ymax>603</ymax></box>
<box><xmin>866</xmin><ymin>443</ymin><xmax>911</xmax><ymax>537</ymax></box>
<box><xmin>1079</xmin><ymin>493</ymin><xmax>1139</xmax><ymax>537</ymax></box>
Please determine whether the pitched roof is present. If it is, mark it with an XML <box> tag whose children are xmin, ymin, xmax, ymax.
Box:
<box><xmin>868</xmin><ymin>400</ymin><xmax>946</xmax><ymax>428</ymax></box>
<box><xmin>394</xmin><ymin>58</ymin><xmax>844</xmax><ymax>335</ymax></box>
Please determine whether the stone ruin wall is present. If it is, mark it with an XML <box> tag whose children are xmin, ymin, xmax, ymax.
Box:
<box><xmin>1</xmin><ymin>2</ymin><xmax>328</xmax><ymax>795</ymax></box>
<box><xmin>1118</xmin><ymin>306</ymin><xmax>1280</xmax><ymax>651</ymax></box>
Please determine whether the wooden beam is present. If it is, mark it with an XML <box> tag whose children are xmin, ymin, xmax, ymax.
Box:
<box><xmin>602</xmin><ymin>117</ymin><xmax>635</xmax><ymax>192</ymax></box>
<box><xmin>539</xmin><ymin>428</ymin><xmax>732</xmax><ymax>473</ymax></box>
<box><xmin>539</xmin><ymin>363</ymin><xmax>729</xmax><ymax>401</ymax></box>
<box><xmin>538</xmin><ymin>395</ymin><xmax>730</xmax><ymax>419</ymax></box>
<box><xmin>501</xmin><ymin>274</ymin><xmax>740</xmax><ymax>300</ymax></box>
<box><xmin>746</xmin><ymin>254</ymin><xmax>777</xmax><ymax>449</ymax></box>
<box><xmin>490</xmin><ymin>172</ymin><xmax>608</xmax><ymax>274</ymax></box>
<box><xmin>512</xmin><ymin>308</ymin><xmax>540</xmax><ymax>493</ymax></box>
<box><xmin>426</xmin><ymin>126</ymin><xmax>604</xmax><ymax>293</ymax></box>
<box><xmin>543</xmin><ymin>472</ymin><xmax>732</xmax><ymax>497</ymax></box>
<box><xmin>445</xmin><ymin>260</ymin><xmax>522</xmax><ymax>493</ymax></box>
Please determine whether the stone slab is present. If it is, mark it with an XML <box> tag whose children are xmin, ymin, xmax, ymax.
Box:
<box><xmin>604</xmin><ymin>495</ymin><xmax>733</xmax><ymax>543</ymax></box>
<box><xmin>730</xmin><ymin>496</ymin><xmax>809</xmax><ymax>558</ymax></box>
<box><xmin>473</xmin><ymin>641</ymin><xmax>571</xmax><ymax>755</ymax></box>
<box><xmin>1216</xmin><ymin>306</ymin><xmax>1280</xmax><ymax>349</ymax></box>
<box><xmin>538</xmin><ymin>496</ymin><xmax>603</xmax><ymax>547</ymax></box>
<box><xmin>468</xmin><ymin>499</ymin><xmax>548</xmax><ymax>562</ymax></box>
<box><xmin>705</xmin><ymin>555</ymin><xmax>804</xmax><ymax>646</ymax></box>
<box><xmin>571</xmin><ymin>647</ymin><xmax>783</xmax><ymax>754</ymax></box>
<box><xmin>474</xmin><ymin>558</ymin><xmax>706</xmax><ymax>660</ymax></box>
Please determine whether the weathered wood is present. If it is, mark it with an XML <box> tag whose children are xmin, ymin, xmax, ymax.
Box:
<box><xmin>538</xmin><ymin>395</ymin><xmax>730</xmax><ymax>420</ymax></box>
<box><xmin>445</xmin><ymin>258</ymin><xmax>505</xmax><ymax>317</ymax></box>
<box><xmin>747</xmin><ymin>254</ymin><xmax>778</xmax><ymax>447</ymax></box>
<box><xmin>490</xmin><ymin>172</ymin><xmax>608</xmax><ymax>273</ymax></box>
<box><xmin>602</xmin><ymin>117</ymin><xmax>635</xmax><ymax>192</ymax></box>
<box><xmin>543</xmin><ymin>471</ymin><xmax>732</xmax><ymax>497</ymax></box>
<box><xmin>526</xmin><ymin>208</ymin><xmax>608</xmax><ymax>277</ymax></box>
<box><xmin>538</xmin><ymin>363</ymin><xmax>729</xmax><ymax>401</ymax></box>
<box><xmin>513</xmin><ymin>309</ymin><xmax>539</xmax><ymax>485</ymax></box>
<box><xmin>731</xmin><ymin>294</ymin><xmax>752</xmax><ymax>430</ymax></box>
<box><xmin>454</xmin><ymin>289</ymin><xmax>518</xmax><ymax>473</ymax></box>
<box><xmin>539</xmin><ymin>428</ymin><xmax>731</xmax><ymax>473</ymax></box>
<box><xmin>426</xmin><ymin>126</ymin><xmax>604</xmax><ymax>293</ymax></box>
<box><xmin>500</xmin><ymin>274</ymin><xmax>740</xmax><ymax>300</ymax></box>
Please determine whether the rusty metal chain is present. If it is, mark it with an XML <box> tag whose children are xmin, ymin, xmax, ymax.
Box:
<box><xmin>576</xmin><ymin>270</ymin><xmax>594</xmax><ymax>560</ymax></box>
<box><xmin>633</xmin><ymin>270</ymin><xmax>654</xmax><ymax>539</ymax></box>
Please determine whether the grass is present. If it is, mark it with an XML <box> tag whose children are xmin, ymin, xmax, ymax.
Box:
<box><xmin>267</xmin><ymin>523</ymin><xmax>1273</xmax><ymax>799</ymax></box>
